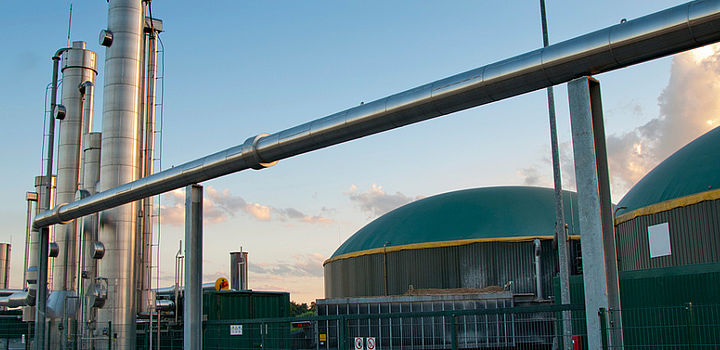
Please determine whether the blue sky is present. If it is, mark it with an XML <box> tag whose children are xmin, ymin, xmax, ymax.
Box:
<box><xmin>1</xmin><ymin>1</ymin><xmax>719</xmax><ymax>303</ymax></box>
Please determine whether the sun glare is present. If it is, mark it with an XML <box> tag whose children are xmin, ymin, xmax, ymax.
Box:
<box><xmin>690</xmin><ymin>44</ymin><xmax>718</xmax><ymax>63</ymax></box>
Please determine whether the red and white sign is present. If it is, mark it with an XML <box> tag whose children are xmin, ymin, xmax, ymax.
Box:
<box><xmin>366</xmin><ymin>337</ymin><xmax>376</xmax><ymax>350</ymax></box>
<box><xmin>354</xmin><ymin>337</ymin><xmax>364</xmax><ymax>350</ymax></box>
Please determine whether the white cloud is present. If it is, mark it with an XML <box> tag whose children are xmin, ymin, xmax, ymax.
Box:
<box><xmin>606</xmin><ymin>44</ymin><xmax>720</xmax><ymax>196</ymax></box>
<box><xmin>346</xmin><ymin>184</ymin><xmax>422</xmax><ymax>217</ymax></box>
<box><xmin>518</xmin><ymin>44</ymin><xmax>720</xmax><ymax>199</ymax></box>
<box><xmin>249</xmin><ymin>253</ymin><xmax>326</xmax><ymax>278</ymax></box>
<box><xmin>159</xmin><ymin>186</ymin><xmax>333</xmax><ymax>225</ymax></box>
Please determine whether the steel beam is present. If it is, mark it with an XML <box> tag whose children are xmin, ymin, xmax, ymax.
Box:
<box><xmin>568</xmin><ymin>76</ymin><xmax>623</xmax><ymax>349</ymax></box>
<box><xmin>184</xmin><ymin>184</ymin><xmax>203</xmax><ymax>350</ymax></box>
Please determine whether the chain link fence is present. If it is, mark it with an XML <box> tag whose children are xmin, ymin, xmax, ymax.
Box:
<box><xmin>198</xmin><ymin>304</ymin><xmax>585</xmax><ymax>350</ymax></box>
<box><xmin>601</xmin><ymin>303</ymin><xmax>720</xmax><ymax>349</ymax></box>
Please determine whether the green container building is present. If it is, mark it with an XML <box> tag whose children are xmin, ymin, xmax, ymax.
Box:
<box><xmin>202</xmin><ymin>290</ymin><xmax>290</xmax><ymax>349</ymax></box>
<box><xmin>137</xmin><ymin>290</ymin><xmax>290</xmax><ymax>349</ymax></box>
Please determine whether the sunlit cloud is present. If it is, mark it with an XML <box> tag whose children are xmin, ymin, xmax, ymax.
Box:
<box><xmin>518</xmin><ymin>43</ymin><xmax>720</xmax><ymax>199</ymax></box>
<box><xmin>605</xmin><ymin>43</ymin><xmax>720</xmax><ymax>197</ymax></box>
<box><xmin>159</xmin><ymin>186</ymin><xmax>333</xmax><ymax>225</ymax></box>
<box><xmin>346</xmin><ymin>184</ymin><xmax>422</xmax><ymax>217</ymax></box>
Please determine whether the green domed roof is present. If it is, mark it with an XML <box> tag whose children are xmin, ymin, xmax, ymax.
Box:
<box><xmin>331</xmin><ymin>186</ymin><xmax>580</xmax><ymax>258</ymax></box>
<box><xmin>616</xmin><ymin>126</ymin><xmax>720</xmax><ymax>217</ymax></box>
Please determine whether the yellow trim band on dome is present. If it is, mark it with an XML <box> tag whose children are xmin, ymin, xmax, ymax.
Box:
<box><xmin>323</xmin><ymin>234</ymin><xmax>581</xmax><ymax>266</ymax></box>
<box><xmin>614</xmin><ymin>188</ymin><xmax>720</xmax><ymax>225</ymax></box>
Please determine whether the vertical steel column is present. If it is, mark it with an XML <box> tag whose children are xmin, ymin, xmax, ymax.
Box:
<box><xmin>539</xmin><ymin>1</ymin><xmax>572</xmax><ymax>348</ymax></box>
<box><xmin>37</xmin><ymin>227</ymin><xmax>50</xmax><ymax>349</ymax></box>
<box><xmin>140</xmin><ymin>28</ymin><xmax>159</xmax><ymax>314</ymax></box>
<box><xmin>35</xmin><ymin>47</ymin><xmax>68</xmax><ymax>350</ymax></box>
<box><xmin>184</xmin><ymin>184</ymin><xmax>203</xmax><ymax>350</ymax></box>
<box><xmin>567</xmin><ymin>76</ymin><xmax>623</xmax><ymax>349</ymax></box>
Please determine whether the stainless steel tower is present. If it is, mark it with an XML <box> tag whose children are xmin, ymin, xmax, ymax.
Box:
<box><xmin>51</xmin><ymin>40</ymin><xmax>97</xmax><ymax>299</ymax></box>
<box><xmin>0</xmin><ymin>243</ymin><xmax>11</xmax><ymax>289</ymax></box>
<box><xmin>47</xmin><ymin>41</ymin><xmax>97</xmax><ymax>347</ymax></box>
<box><xmin>96</xmin><ymin>0</ymin><xmax>144</xmax><ymax>347</ymax></box>
<box><xmin>230</xmin><ymin>251</ymin><xmax>249</xmax><ymax>290</ymax></box>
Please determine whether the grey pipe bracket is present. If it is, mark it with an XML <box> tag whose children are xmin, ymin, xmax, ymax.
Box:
<box><xmin>99</xmin><ymin>29</ymin><xmax>113</xmax><ymax>47</ymax></box>
<box><xmin>78</xmin><ymin>81</ymin><xmax>94</xmax><ymax>94</ymax></box>
<box><xmin>48</xmin><ymin>242</ymin><xmax>59</xmax><ymax>258</ymax></box>
<box><xmin>54</xmin><ymin>105</ymin><xmax>67</xmax><ymax>120</ymax></box>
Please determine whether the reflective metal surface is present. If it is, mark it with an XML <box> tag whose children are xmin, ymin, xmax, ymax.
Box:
<box><xmin>33</xmin><ymin>1</ymin><xmax>720</xmax><ymax>233</ymax></box>
<box><xmin>184</xmin><ymin>185</ymin><xmax>203</xmax><ymax>350</ymax></box>
<box><xmin>230</xmin><ymin>251</ymin><xmax>248</xmax><ymax>290</ymax></box>
<box><xmin>139</xmin><ymin>29</ymin><xmax>158</xmax><ymax>315</ymax></box>
<box><xmin>0</xmin><ymin>291</ymin><xmax>31</xmax><ymax>308</ymax></box>
<box><xmin>23</xmin><ymin>192</ymin><xmax>38</xmax><ymax>289</ymax></box>
<box><xmin>154</xmin><ymin>299</ymin><xmax>174</xmax><ymax>311</ymax></box>
<box><xmin>96</xmin><ymin>0</ymin><xmax>144</xmax><ymax>348</ymax></box>
<box><xmin>80</xmin><ymin>132</ymin><xmax>101</xmax><ymax>347</ymax></box>
<box><xmin>53</xmin><ymin>40</ymin><xmax>97</xmax><ymax>295</ymax></box>
<box><xmin>48</xmin><ymin>40</ymin><xmax>97</xmax><ymax>349</ymax></box>
<box><xmin>36</xmin><ymin>47</ymin><xmax>67</xmax><ymax>350</ymax></box>
<box><xmin>533</xmin><ymin>239</ymin><xmax>543</xmax><ymax>299</ymax></box>
<box><xmin>567</xmin><ymin>77</ymin><xmax>622</xmax><ymax>349</ymax></box>
<box><xmin>0</xmin><ymin>243</ymin><xmax>10</xmax><ymax>289</ymax></box>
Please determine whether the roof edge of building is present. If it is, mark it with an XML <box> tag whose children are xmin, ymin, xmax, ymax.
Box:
<box><xmin>323</xmin><ymin>234</ymin><xmax>581</xmax><ymax>266</ymax></box>
<box><xmin>615</xmin><ymin>188</ymin><xmax>720</xmax><ymax>225</ymax></box>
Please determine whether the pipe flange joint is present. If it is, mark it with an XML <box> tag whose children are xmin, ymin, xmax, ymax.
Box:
<box><xmin>242</xmin><ymin>133</ymin><xmax>278</xmax><ymax>170</ymax></box>
<box><xmin>49</xmin><ymin>204</ymin><xmax>72</xmax><ymax>225</ymax></box>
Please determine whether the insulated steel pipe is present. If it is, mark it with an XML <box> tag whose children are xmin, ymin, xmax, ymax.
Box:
<box><xmin>79</xmin><ymin>81</ymin><xmax>95</xmax><ymax>190</ymax></box>
<box><xmin>23</xmin><ymin>192</ymin><xmax>38</xmax><ymax>290</ymax></box>
<box><xmin>34</xmin><ymin>0</ymin><xmax>720</xmax><ymax>231</ymax></box>
<box><xmin>35</xmin><ymin>46</ymin><xmax>67</xmax><ymax>350</ymax></box>
<box><xmin>139</xmin><ymin>27</ymin><xmax>159</xmax><ymax>315</ymax></box>
<box><xmin>533</xmin><ymin>239</ymin><xmax>543</xmax><ymax>300</ymax></box>
<box><xmin>79</xmin><ymin>132</ymin><xmax>101</xmax><ymax>348</ymax></box>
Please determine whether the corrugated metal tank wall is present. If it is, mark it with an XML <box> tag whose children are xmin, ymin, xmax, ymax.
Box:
<box><xmin>616</xmin><ymin>198</ymin><xmax>720</xmax><ymax>271</ymax></box>
<box><xmin>324</xmin><ymin>240</ymin><xmax>580</xmax><ymax>298</ymax></box>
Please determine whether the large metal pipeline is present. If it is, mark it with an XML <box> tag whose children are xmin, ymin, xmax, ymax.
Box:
<box><xmin>0</xmin><ymin>291</ymin><xmax>32</xmax><ymax>308</ymax></box>
<box><xmin>95</xmin><ymin>0</ymin><xmax>145</xmax><ymax>347</ymax></box>
<box><xmin>33</xmin><ymin>0</ymin><xmax>720</xmax><ymax>231</ymax></box>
